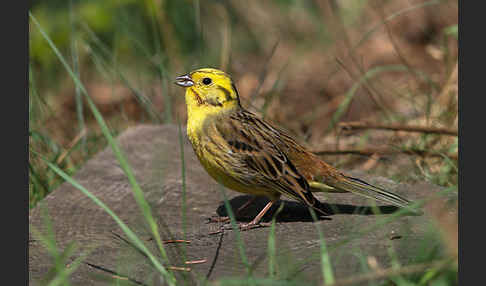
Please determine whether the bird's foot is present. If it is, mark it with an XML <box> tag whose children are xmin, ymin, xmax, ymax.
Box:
<box><xmin>208</xmin><ymin>221</ymin><xmax>271</xmax><ymax>235</ymax></box>
<box><xmin>239</xmin><ymin>221</ymin><xmax>271</xmax><ymax>231</ymax></box>
<box><xmin>206</xmin><ymin>216</ymin><xmax>231</xmax><ymax>224</ymax></box>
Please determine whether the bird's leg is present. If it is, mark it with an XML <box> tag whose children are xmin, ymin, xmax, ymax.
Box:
<box><xmin>206</xmin><ymin>196</ymin><xmax>258</xmax><ymax>223</ymax></box>
<box><xmin>208</xmin><ymin>200</ymin><xmax>282</xmax><ymax>234</ymax></box>
<box><xmin>239</xmin><ymin>201</ymin><xmax>275</xmax><ymax>231</ymax></box>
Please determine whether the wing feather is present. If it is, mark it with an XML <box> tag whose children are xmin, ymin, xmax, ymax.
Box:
<box><xmin>213</xmin><ymin>110</ymin><xmax>319</xmax><ymax>207</ymax></box>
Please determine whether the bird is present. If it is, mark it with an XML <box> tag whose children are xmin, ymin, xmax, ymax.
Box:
<box><xmin>175</xmin><ymin>67</ymin><xmax>415</xmax><ymax>229</ymax></box>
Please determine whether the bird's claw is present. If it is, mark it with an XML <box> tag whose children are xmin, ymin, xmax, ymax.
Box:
<box><xmin>208</xmin><ymin>221</ymin><xmax>271</xmax><ymax>235</ymax></box>
<box><xmin>206</xmin><ymin>216</ymin><xmax>231</xmax><ymax>224</ymax></box>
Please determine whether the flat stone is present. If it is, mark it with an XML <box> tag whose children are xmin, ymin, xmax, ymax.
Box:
<box><xmin>29</xmin><ymin>124</ymin><xmax>456</xmax><ymax>285</ymax></box>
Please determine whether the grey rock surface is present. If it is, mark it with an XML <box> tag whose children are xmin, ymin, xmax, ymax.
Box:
<box><xmin>29</xmin><ymin>124</ymin><xmax>455</xmax><ymax>285</ymax></box>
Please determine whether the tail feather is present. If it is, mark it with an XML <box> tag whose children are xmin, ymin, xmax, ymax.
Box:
<box><xmin>328</xmin><ymin>175</ymin><xmax>413</xmax><ymax>210</ymax></box>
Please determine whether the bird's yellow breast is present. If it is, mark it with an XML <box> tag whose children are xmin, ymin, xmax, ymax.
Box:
<box><xmin>186</xmin><ymin>113</ymin><xmax>275</xmax><ymax>198</ymax></box>
<box><xmin>184</xmin><ymin>85</ymin><xmax>280</xmax><ymax>199</ymax></box>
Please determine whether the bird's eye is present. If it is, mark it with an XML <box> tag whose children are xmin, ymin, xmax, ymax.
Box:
<box><xmin>202</xmin><ymin>77</ymin><xmax>212</xmax><ymax>85</ymax></box>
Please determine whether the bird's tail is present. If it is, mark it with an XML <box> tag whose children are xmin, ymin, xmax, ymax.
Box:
<box><xmin>327</xmin><ymin>175</ymin><xmax>413</xmax><ymax>210</ymax></box>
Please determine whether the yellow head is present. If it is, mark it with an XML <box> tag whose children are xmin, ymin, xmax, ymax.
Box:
<box><xmin>175</xmin><ymin>68</ymin><xmax>241</xmax><ymax>116</ymax></box>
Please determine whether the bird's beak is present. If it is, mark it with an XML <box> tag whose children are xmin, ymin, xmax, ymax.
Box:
<box><xmin>174</xmin><ymin>74</ymin><xmax>194</xmax><ymax>87</ymax></box>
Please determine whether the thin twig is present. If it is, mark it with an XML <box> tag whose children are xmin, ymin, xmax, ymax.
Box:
<box><xmin>206</xmin><ymin>229</ymin><xmax>224</xmax><ymax>279</ymax></box>
<box><xmin>185</xmin><ymin>259</ymin><xmax>207</xmax><ymax>265</ymax></box>
<box><xmin>163</xmin><ymin>239</ymin><xmax>191</xmax><ymax>244</ymax></box>
<box><xmin>168</xmin><ymin>266</ymin><xmax>191</xmax><ymax>272</ymax></box>
<box><xmin>339</xmin><ymin>121</ymin><xmax>458</xmax><ymax>136</ymax></box>
<box><xmin>312</xmin><ymin>147</ymin><xmax>457</xmax><ymax>160</ymax></box>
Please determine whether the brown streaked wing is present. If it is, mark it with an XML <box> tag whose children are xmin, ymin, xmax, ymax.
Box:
<box><xmin>215</xmin><ymin>110</ymin><xmax>318</xmax><ymax>206</ymax></box>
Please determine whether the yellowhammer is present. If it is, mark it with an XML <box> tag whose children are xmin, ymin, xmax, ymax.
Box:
<box><xmin>175</xmin><ymin>68</ymin><xmax>415</xmax><ymax>229</ymax></box>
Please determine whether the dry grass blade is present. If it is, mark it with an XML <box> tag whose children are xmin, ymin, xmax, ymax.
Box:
<box><xmin>215</xmin><ymin>3</ymin><xmax>231</xmax><ymax>71</ymax></box>
<box><xmin>84</xmin><ymin>262</ymin><xmax>147</xmax><ymax>286</ymax></box>
<box><xmin>249</xmin><ymin>39</ymin><xmax>280</xmax><ymax>102</ymax></box>
<box><xmin>111</xmin><ymin>231</ymin><xmax>148</xmax><ymax>260</ymax></box>
<box><xmin>56</xmin><ymin>127</ymin><xmax>87</xmax><ymax>165</ymax></box>
<box><xmin>438</xmin><ymin>61</ymin><xmax>458</xmax><ymax>103</ymax></box>
<box><xmin>339</xmin><ymin>121</ymin><xmax>458</xmax><ymax>136</ymax></box>
<box><xmin>334</xmin><ymin>57</ymin><xmax>392</xmax><ymax>120</ymax></box>
<box><xmin>312</xmin><ymin>147</ymin><xmax>457</xmax><ymax>160</ymax></box>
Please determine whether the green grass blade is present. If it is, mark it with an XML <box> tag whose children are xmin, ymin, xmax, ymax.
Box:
<box><xmin>145</xmin><ymin>0</ymin><xmax>172</xmax><ymax>123</ymax></box>
<box><xmin>31</xmin><ymin>207</ymin><xmax>83</xmax><ymax>286</ymax></box>
<box><xmin>80</xmin><ymin>23</ymin><xmax>163</xmax><ymax>123</ymax></box>
<box><xmin>69</xmin><ymin>0</ymin><xmax>86</xmax><ymax>153</ymax></box>
<box><xmin>219</xmin><ymin>186</ymin><xmax>255</xmax><ymax>283</ymax></box>
<box><xmin>45</xmin><ymin>242</ymin><xmax>85</xmax><ymax>286</ymax></box>
<box><xmin>46</xmin><ymin>253</ymin><xmax>85</xmax><ymax>286</ymax></box>
<box><xmin>30</xmin><ymin>12</ymin><xmax>175</xmax><ymax>284</ymax></box>
<box><xmin>308</xmin><ymin>208</ymin><xmax>335</xmax><ymax>285</ymax></box>
<box><xmin>326</xmin><ymin>65</ymin><xmax>409</xmax><ymax>133</ymax></box>
<box><xmin>37</xmin><ymin>153</ymin><xmax>175</xmax><ymax>285</ymax></box>
<box><xmin>177</xmin><ymin>121</ymin><xmax>188</xmax><ymax>259</ymax></box>
<box><xmin>267</xmin><ymin>203</ymin><xmax>285</xmax><ymax>279</ymax></box>
<box><xmin>286</xmin><ymin>195</ymin><xmax>431</xmax><ymax>279</ymax></box>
